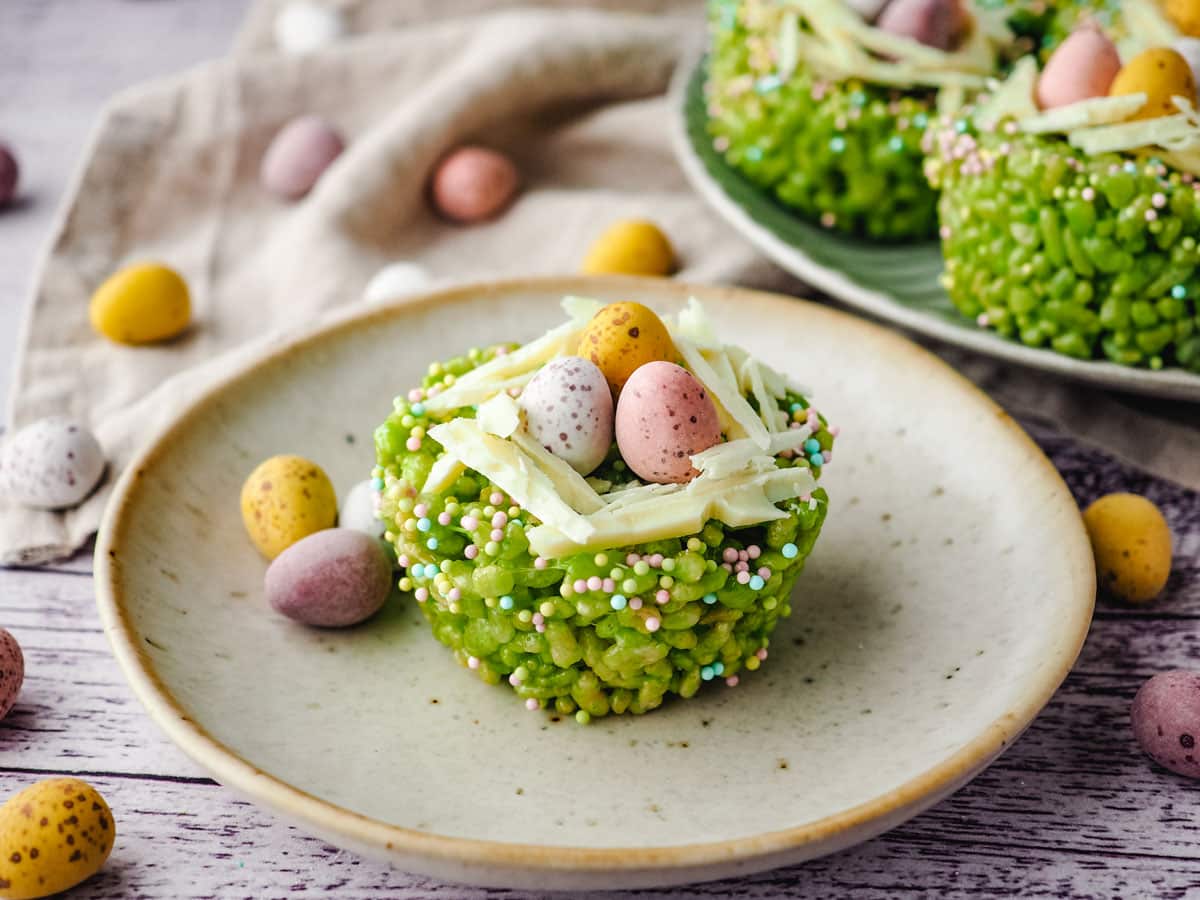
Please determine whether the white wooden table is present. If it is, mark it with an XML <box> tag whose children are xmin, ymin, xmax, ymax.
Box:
<box><xmin>2</xmin><ymin>2</ymin><xmax>1200</xmax><ymax>897</ymax></box>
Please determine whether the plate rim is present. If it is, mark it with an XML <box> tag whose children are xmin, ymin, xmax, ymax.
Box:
<box><xmin>94</xmin><ymin>275</ymin><xmax>1096</xmax><ymax>881</ymax></box>
<box><xmin>670</xmin><ymin>57</ymin><xmax>1200</xmax><ymax>403</ymax></box>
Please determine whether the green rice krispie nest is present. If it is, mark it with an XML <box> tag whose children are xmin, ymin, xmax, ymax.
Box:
<box><xmin>373</xmin><ymin>336</ymin><xmax>833</xmax><ymax>722</ymax></box>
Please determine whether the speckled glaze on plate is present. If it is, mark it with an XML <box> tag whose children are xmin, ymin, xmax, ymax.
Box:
<box><xmin>95</xmin><ymin>277</ymin><xmax>1095</xmax><ymax>890</ymax></box>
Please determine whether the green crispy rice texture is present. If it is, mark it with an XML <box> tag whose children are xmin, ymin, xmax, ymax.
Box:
<box><xmin>374</xmin><ymin>344</ymin><xmax>832</xmax><ymax>720</ymax></box>
<box><xmin>926</xmin><ymin>123</ymin><xmax>1200</xmax><ymax>372</ymax></box>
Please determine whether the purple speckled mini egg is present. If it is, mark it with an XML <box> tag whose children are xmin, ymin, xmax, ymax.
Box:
<box><xmin>261</xmin><ymin>115</ymin><xmax>345</xmax><ymax>201</ymax></box>
<box><xmin>0</xmin><ymin>629</ymin><xmax>23</xmax><ymax>721</ymax></box>
<box><xmin>0</xmin><ymin>417</ymin><xmax>106</xmax><ymax>509</ymax></box>
<box><xmin>519</xmin><ymin>356</ymin><xmax>613</xmax><ymax>476</ymax></box>
<box><xmin>265</xmin><ymin>528</ymin><xmax>392</xmax><ymax>628</ymax></box>
<box><xmin>1132</xmin><ymin>670</ymin><xmax>1200</xmax><ymax>779</ymax></box>
<box><xmin>876</xmin><ymin>0</ymin><xmax>968</xmax><ymax>51</ymax></box>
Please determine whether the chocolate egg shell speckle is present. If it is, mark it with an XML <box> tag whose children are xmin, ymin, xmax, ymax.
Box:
<box><xmin>0</xmin><ymin>629</ymin><xmax>23</xmax><ymax>722</ymax></box>
<box><xmin>615</xmin><ymin>361</ymin><xmax>722</xmax><ymax>484</ymax></box>
<box><xmin>519</xmin><ymin>356</ymin><xmax>613</xmax><ymax>476</ymax></box>
<box><xmin>0</xmin><ymin>418</ymin><xmax>106</xmax><ymax>510</ymax></box>
<box><xmin>1132</xmin><ymin>670</ymin><xmax>1200</xmax><ymax>779</ymax></box>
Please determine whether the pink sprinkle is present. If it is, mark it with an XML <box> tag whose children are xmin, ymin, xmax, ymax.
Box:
<box><xmin>735</xmin><ymin>561</ymin><xmax>750</xmax><ymax>573</ymax></box>
<box><xmin>535</xmin><ymin>623</ymin><xmax>546</xmax><ymax>633</ymax></box>
<box><xmin>532</xmin><ymin>613</ymin><xmax>545</xmax><ymax>626</ymax></box>
<box><xmin>649</xmin><ymin>554</ymin><xmax>664</xmax><ymax>568</ymax></box>
<box><xmin>738</xmin><ymin>550</ymin><xmax>749</xmax><ymax>562</ymax></box>
<box><xmin>756</xmin><ymin>648</ymin><xmax>768</xmax><ymax>661</ymax></box>
<box><xmin>789</xmin><ymin>421</ymin><xmax>802</xmax><ymax>430</ymax></box>
<box><xmin>414</xmin><ymin>503</ymin><xmax>429</xmax><ymax>517</ymax></box>
<box><xmin>534</xmin><ymin>557</ymin><xmax>548</xmax><ymax>570</ymax></box>
<box><xmin>415</xmin><ymin>588</ymin><xmax>429</xmax><ymax>603</ymax></box>
<box><xmin>655</xmin><ymin>589</ymin><xmax>670</xmax><ymax>605</ymax></box>
<box><xmin>574</xmin><ymin>579</ymin><xmax>588</xmax><ymax>593</ymax></box>
<box><xmin>939</xmin><ymin>225</ymin><xmax>952</xmax><ymax>240</ymax></box>
<box><xmin>398</xmin><ymin>554</ymin><xmax>410</xmax><ymax>568</ymax></box>
<box><xmin>509</xmin><ymin>673</ymin><xmax>522</xmax><ymax>686</ymax></box>
<box><xmin>464</xmin><ymin>545</ymin><xmax>479</xmax><ymax>560</ymax></box>
<box><xmin>626</xmin><ymin>553</ymin><xmax>640</xmax><ymax>565</ymax></box>
<box><xmin>491</xmin><ymin>512</ymin><xmax>508</xmax><ymax>528</ymax></box>
<box><xmin>646</xmin><ymin>617</ymin><xmax>661</xmax><ymax>633</ymax></box>
<box><xmin>830</xmin><ymin>425</ymin><xmax>841</xmax><ymax>437</ymax></box>
<box><xmin>602</xmin><ymin>578</ymin><xmax>616</xmax><ymax>593</ymax></box>
<box><xmin>726</xmin><ymin>676</ymin><xmax>739</xmax><ymax>687</ymax></box>
<box><xmin>723</xmin><ymin>548</ymin><xmax>738</xmax><ymax>563</ymax></box>
<box><xmin>508</xmin><ymin>386</ymin><xmax>521</xmax><ymax>398</ymax></box>
<box><xmin>977</xmin><ymin>313</ymin><xmax>990</xmax><ymax>327</ymax></box>
<box><xmin>490</xmin><ymin>529</ymin><xmax>504</xmax><ymax>542</ymax></box>
<box><xmin>747</xmin><ymin>545</ymin><xmax>761</xmax><ymax>560</ymax></box>
<box><xmin>822</xmin><ymin>451</ymin><xmax>832</xmax><ymax>464</ymax></box>
<box><xmin>780</xmin><ymin>449</ymin><xmax>794</xmax><ymax>459</ymax></box>
<box><xmin>1152</xmin><ymin>192</ymin><xmax>1167</xmax><ymax>209</ymax></box>
<box><xmin>427</xmin><ymin>385</ymin><xmax>441</xmax><ymax>397</ymax></box>
<box><xmin>405</xmin><ymin>437</ymin><xmax>422</xmax><ymax>452</ymax></box>
<box><xmin>407</xmin><ymin>388</ymin><xmax>424</xmax><ymax>402</ymax></box>
<box><xmin>1146</xmin><ymin>210</ymin><xmax>1158</xmax><ymax>222</ymax></box>
<box><xmin>800</xmin><ymin>493</ymin><xmax>812</xmax><ymax>503</ymax></box>
<box><xmin>467</xmin><ymin>656</ymin><xmax>480</xmax><ymax>670</ymax></box>
<box><xmin>587</xmin><ymin>576</ymin><xmax>603</xmax><ymax>591</ymax></box>
<box><xmin>525</xmin><ymin>698</ymin><xmax>539</xmax><ymax>711</ymax></box>
<box><xmin>461</xmin><ymin>515</ymin><xmax>478</xmax><ymax>530</ymax></box>
<box><xmin>736</xmin><ymin>571</ymin><xmax>751</xmax><ymax>585</ymax></box>
<box><xmin>721</xmin><ymin>563</ymin><xmax>733</xmax><ymax>572</ymax></box>
<box><xmin>447</xmin><ymin>588</ymin><xmax>461</xmax><ymax>602</ymax></box>
<box><xmin>437</xmin><ymin>512</ymin><xmax>451</xmax><ymax>526</ymax></box>
<box><xmin>489</xmin><ymin>492</ymin><xmax>504</xmax><ymax>505</ymax></box>
<box><xmin>495</xmin><ymin>346</ymin><xmax>509</xmax><ymax>356</ymax></box>
<box><xmin>758</xmin><ymin>567</ymin><xmax>771</xmax><ymax>579</ymax></box>
<box><xmin>629</xmin><ymin>597</ymin><xmax>643</xmax><ymax>610</ymax></box>
<box><xmin>1081</xmin><ymin>187</ymin><xmax>1095</xmax><ymax>202</ymax></box>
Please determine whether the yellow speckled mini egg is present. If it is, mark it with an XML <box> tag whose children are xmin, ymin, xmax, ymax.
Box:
<box><xmin>89</xmin><ymin>263</ymin><xmax>191</xmax><ymax>345</ymax></box>
<box><xmin>581</xmin><ymin>220</ymin><xmax>676</xmax><ymax>277</ymax></box>
<box><xmin>576</xmin><ymin>301</ymin><xmax>675</xmax><ymax>392</ymax></box>
<box><xmin>1167</xmin><ymin>0</ymin><xmax>1200</xmax><ymax>38</ymax></box>
<box><xmin>1109</xmin><ymin>47</ymin><xmax>1198</xmax><ymax>121</ymax></box>
<box><xmin>0</xmin><ymin>778</ymin><xmax>114</xmax><ymax>900</ymax></box>
<box><xmin>1083</xmin><ymin>493</ymin><xmax>1173</xmax><ymax>604</ymax></box>
<box><xmin>240</xmin><ymin>454</ymin><xmax>338</xmax><ymax>560</ymax></box>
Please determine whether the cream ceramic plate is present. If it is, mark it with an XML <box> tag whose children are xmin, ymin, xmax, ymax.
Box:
<box><xmin>95</xmin><ymin>278</ymin><xmax>1094</xmax><ymax>890</ymax></box>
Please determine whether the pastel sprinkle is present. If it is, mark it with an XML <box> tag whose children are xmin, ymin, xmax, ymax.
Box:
<box><xmin>655</xmin><ymin>589</ymin><xmax>670</xmax><ymax>605</ymax></box>
<box><xmin>525</xmin><ymin>698</ymin><xmax>539</xmax><ymax>711</ymax></box>
<box><xmin>809</xmin><ymin>452</ymin><xmax>824</xmax><ymax>467</ymax></box>
<box><xmin>489</xmin><ymin>492</ymin><xmax>504</xmax><ymax>505</ymax></box>
<box><xmin>534</xmin><ymin>556</ymin><xmax>548</xmax><ymax>570</ymax></box>
<box><xmin>712</xmin><ymin>662</ymin><xmax>725</xmax><ymax>676</ymax></box>
<box><xmin>491</xmin><ymin>512</ymin><xmax>508</xmax><ymax>528</ymax></box>
<box><xmin>701</xmin><ymin>666</ymin><xmax>715</xmax><ymax>681</ymax></box>
<box><xmin>461</xmin><ymin>515</ymin><xmax>478</xmax><ymax>530</ymax></box>
<box><xmin>426</xmin><ymin>537</ymin><xmax>438</xmax><ymax>550</ymax></box>
<box><xmin>508</xmin><ymin>672</ymin><xmax>522</xmax><ymax>686</ymax></box>
<box><xmin>726</xmin><ymin>676</ymin><xmax>739</xmax><ymax>687</ymax></box>
<box><xmin>411</xmin><ymin>402</ymin><xmax>425</xmax><ymax>415</ymax></box>
<box><xmin>629</xmin><ymin>596</ymin><xmax>643</xmax><ymax>610</ymax></box>
<box><xmin>417</xmin><ymin>517</ymin><xmax>432</xmax><ymax>532</ymax></box>
<box><xmin>437</xmin><ymin>512</ymin><xmax>451</xmax><ymax>526</ymax></box>
<box><xmin>1172</xmin><ymin>285</ymin><xmax>1188</xmax><ymax>300</ymax></box>
<box><xmin>575</xmin><ymin>710</ymin><xmax>591</xmax><ymax>724</ymax></box>
<box><xmin>414</xmin><ymin>503</ymin><xmax>429</xmax><ymax>517</ymax></box>
<box><xmin>749</xmin><ymin>575</ymin><xmax>765</xmax><ymax>590</ymax></box>
<box><xmin>758</xmin><ymin>567</ymin><xmax>771</xmax><ymax>579</ymax></box>
<box><xmin>703</xmin><ymin>593</ymin><xmax>718</xmax><ymax>605</ymax></box>
<box><xmin>736</xmin><ymin>571</ymin><xmax>751</xmax><ymax>585</ymax></box>
<box><xmin>747</xmin><ymin>544</ymin><xmax>761</xmax><ymax>560</ymax></box>
<box><xmin>499</xmin><ymin>595</ymin><xmax>514</xmax><ymax>610</ymax></box>
<box><xmin>587</xmin><ymin>576</ymin><xmax>603</xmax><ymax>591</ymax></box>
<box><xmin>803</xmin><ymin>438</ymin><xmax>820</xmax><ymax>455</ymax></box>
<box><xmin>532</xmin><ymin>613</ymin><xmax>545</xmax><ymax>626</ymax></box>
<box><xmin>490</xmin><ymin>528</ymin><xmax>504</xmax><ymax>542</ymax></box>
<box><xmin>406</xmin><ymin>437</ymin><xmax>422</xmax><ymax>452</ymax></box>
<box><xmin>756</xmin><ymin>648</ymin><xmax>769</xmax><ymax>661</ymax></box>
<box><xmin>723</xmin><ymin>548</ymin><xmax>739</xmax><ymax>563</ymax></box>
<box><xmin>611</xmin><ymin>594</ymin><xmax>628</xmax><ymax>610</ymax></box>
<box><xmin>467</xmin><ymin>656</ymin><xmax>480</xmax><ymax>669</ymax></box>
<box><xmin>574</xmin><ymin>579</ymin><xmax>588</xmax><ymax>593</ymax></box>
<box><xmin>464</xmin><ymin>544</ymin><xmax>479</xmax><ymax>560</ymax></box>
<box><xmin>539</xmin><ymin>601</ymin><xmax>556</xmax><ymax>617</ymax></box>
<box><xmin>414</xmin><ymin>587</ymin><xmax>429</xmax><ymax>602</ymax></box>
<box><xmin>645</xmin><ymin>616</ymin><xmax>661</xmax><ymax>632</ymax></box>
<box><xmin>447</xmin><ymin>588</ymin><xmax>462</xmax><ymax>602</ymax></box>
<box><xmin>602</xmin><ymin>578</ymin><xmax>616</xmax><ymax>593</ymax></box>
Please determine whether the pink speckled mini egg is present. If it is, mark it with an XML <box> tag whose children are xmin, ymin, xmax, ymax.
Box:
<box><xmin>261</xmin><ymin>115</ymin><xmax>345</xmax><ymax>201</ymax></box>
<box><xmin>519</xmin><ymin>356</ymin><xmax>613</xmax><ymax>476</ymax></box>
<box><xmin>877</xmin><ymin>0</ymin><xmax>968</xmax><ymax>51</ymax></box>
<box><xmin>1036</xmin><ymin>25</ymin><xmax>1121</xmax><ymax>110</ymax></box>
<box><xmin>0</xmin><ymin>628</ymin><xmax>22</xmax><ymax>722</ymax></box>
<box><xmin>265</xmin><ymin>528</ymin><xmax>392</xmax><ymax>627</ymax></box>
<box><xmin>1132</xmin><ymin>670</ymin><xmax>1200</xmax><ymax>779</ymax></box>
<box><xmin>615</xmin><ymin>361</ymin><xmax>721</xmax><ymax>484</ymax></box>
<box><xmin>430</xmin><ymin>146</ymin><xmax>519</xmax><ymax>223</ymax></box>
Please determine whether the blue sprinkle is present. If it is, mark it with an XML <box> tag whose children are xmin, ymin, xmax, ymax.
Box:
<box><xmin>611</xmin><ymin>594</ymin><xmax>628</xmax><ymax>611</ymax></box>
<box><xmin>1124</xmin><ymin>161</ymin><xmax>1138</xmax><ymax>174</ymax></box>
<box><xmin>712</xmin><ymin>662</ymin><xmax>725</xmax><ymax>676</ymax></box>
<box><xmin>782</xmin><ymin>543</ymin><xmax>798</xmax><ymax>559</ymax></box>
<box><xmin>755</xmin><ymin>75</ymin><xmax>782</xmax><ymax>94</ymax></box>
<box><xmin>417</xmin><ymin>517</ymin><xmax>432</xmax><ymax>532</ymax></box>
<box><xmin>789</xmin><ymin>402</ymin><xmax>804</xmax><ymax>413</ymax></box>
<box><xmin>499</xmin><ymin>595</ymin><xmax>514</xmax><ymax>610</ymax></box>
<box><xmin>749</xmin><ymin>575</ymin><xmax>765</xmax><ymax>591</ymax></box>
<box><xmin>954</xmin><ymin>119</ymin><xmax>968</xmax><ymax>134</ymax></box>
<box><xmin>703</xmin><ymin>592</ymin><xmax>718</xmax><ymax>605</ymax></box>
<box><xmin>913</xmin><ymin>113</ymin><xmax>928</xmax><ymax>129</ymax></box>
<box><xmin>830</xmin><ymin>135</ymin><xmax>846</xmax><ymax>154</ymax></box>
<box><xmin>426</xmin><ymin>538</ymin><xmax>439</xmax><ymax>550</ymax></box>
<box><xmin>511</xmin><ymin>519</ymin><xmax>523</xmax><ymax>527</ymax></box>
<box><xmin>888</xmin><ymin>135</ymin><xmax>905</xmax><ymax>152</ymax></box>
<box><xmin>371</xmin><ymin>477</ymin><xmax>384</xmax><ymax>491</ymax></box>
<box><xmin>744</xmin><ymin>146</ymin><xmax>764</xmax><ymax>162</ymax></box>
<box><xmin>1172</xmin><ymin>285</ymin><xmax>1188</xmax><ymax>300</ymax></box>
<box><xmin>809</xmin><ymin>452</ymin><xmax>824</xmax><ymax>467</ymax></box>
<box><xmin>411</xmin><ymin>402</ymin><xmax>425</xmax><ymax>415</ymax></box>
<box><xmin>700</xmin><ymin>666</ymin><xmax>715</xmax><ymax>681</ymax></box>
<box><xmin>803</xmin><ymin>438</ymin><xmax>821</xmax><ymax>455</ymax></box>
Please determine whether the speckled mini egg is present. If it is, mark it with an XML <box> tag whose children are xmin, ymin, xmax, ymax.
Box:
<box><xmin>1083</xmin><ymin>493</ymin><xmax>1172</xmax><ymax>604</ymax></box>
<box><xmin>0</xmin><ymin>142</ymin><xmax>18</xmax><ymax>207</ymax></box>
<box><xmin>581</xmin><ymin>220</ymin><xmax>676</xmax><ymax>277</ymax></box>
<box><xmin>0</xmin><ymin>778</ymin><xmax>113</xmax><ymax>899</ymax></box>
<box><xmin>519</xmin><ymin>356</ymin><xmax>614</xmax><ymax>476</ymax></box>
<box><xmin>261</xmin><ymin>116</ymin><xmax>345</xmax><ymax>201</ymax></box>
<box><xmin>273</xmin><ymin>0</ymin><xmax>346</xmax><ymax>54</ymax></box>
<box><xmin>362</xmin><ymin>261</ymin><xmax>432</xmax><ymax>303</ymax></box>
<box><xmin>240</xmin><ymin>455</ymin><xmax>338</xmax><ymax>560</ymax></box>
<box><xmin>265</xmin><ymin>528</ymin><xmax>392</xmax><ymax>627</ymax></box>
<box><xmin>615</xmin><ymin>361</ymin><xmax>722</xmax><ymax>484</ymax></box>
<box><xmin>1110</xmin><ymin>47</ymin><xmax>1198</xmax><ymax>121</ymax></box>
<box><xmin>576</xmin><ymin>301</ymin><xmax>675</xmax><ymax>393</ymax></box>
<box><xmin>0</xmin><ymin>418</ymin><xmax>105</xmax><ymax>510</ymax></box>
<box><xmin>1036</xmin><ymin>25</ymin><xmax>1121</xmax><ymax>109</ymax></box>
<box><xmin>876</xmin><ymin>0</ymin><xmax>968</xmax><ymax>51</ymax></box>
<box><xmin>1167</xmin><ymin>0</ymin><xmax>1200</xmax><ymax>38</ymax></box>
<box><xmin>89</xmin><ymin>262</ymin><xmax>191</xmax><ymax>345</ymax></box>
<box><xmin>339</xmin><ymin>479</ymin><xmax>384</xmax><ymax>539</ymax></box>
<box><xmin>430</xmin><ymin>146</ymin><xmax>519</xmax><ymax>224</ymax></box>
<box><xmin>0</xmin><ymin>629</ymin><xmax>23</xmax><ymax>722</ymax></box>
<box><xmin>1132</xmin><ymin>670</ymin><xmax>1200</xmax><ymax>779</ymax></box>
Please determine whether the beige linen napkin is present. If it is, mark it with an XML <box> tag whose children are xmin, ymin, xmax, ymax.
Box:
<box><xmin>3</xmin><ymin>0</ymin><xmax>1198</xmax><ymax>565</ymax></box>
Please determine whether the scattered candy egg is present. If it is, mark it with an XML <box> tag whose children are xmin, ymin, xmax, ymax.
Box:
<box><xmin>273</xmin><ymin>1</ymin><xmax>346</xmax><ymax>54</ymax></box>
<box><xmin>362</xmin><ymin>261</ymin><xmax>431</xmax><ymax>303</ymax></box>
<box><xmin>261</xmin><ymin>115</ymin><xmax>345</xmax><ymax>201</ymax></box>
<box><xmin>430</xmin><ymin>146</ymin><xmax>519</xmax><ymax>223</ymax></box>
<box><xmin>876</xmin><ymin>0</ymin><xmax>968</xmax><ymax>52</ymax></box>
<box><xmin>519</xmin><ymin>356</ymin><xmax>614</xmax><ymax>476</ymax></box>
<box><xmin>339</xmin><ymin>479</ymin><xmax>384</xmax><ymax>539</ymax></box>
<box><xmin>89</xmin><ymin>262</ymin><xmax>191</xmax><ymax>345</ymax></box>
<box><xmin>1167</xmin><ymin>0</ymin><xmax>1200</xmax><ymax>38</ymax></box>
<box><xmin>265</xmin><ymin>528</ymin><xmax>392</xmax><ymax>627</ymax></box>
<box><xmin>1035</xmin><ymin>25</ymin><xmax>1121</xmax><ymax>110</ymax></box>
<box><xmin>1131</xmin><ymin>670</ymin><xmax>1200</xmax><ymax>779</ymax></box>
<box><xmin>0</xmin><ymin>778</ymin><xmax>114</xmax><ymax>899</ymax></box>
<box><xmin>1082</xmin><ymin>492</ymin><xmax>1172</xmax><ymax>604</ymax></box>
<box><xmin>581</xmin><ymin>220</ymin><xmax>676</xmax><ymax>277</ymax></box>
<box><xmin>1174</xmin><ymin>37</ymin><xmax>1200</xmax><ymax>87</ymax></box>
<box><xmin>0</xmin><ymin>629</ymin><xmax>23</xmax><ymax>722</ymax></box>
<box><xmin>0</xmin><ymin>418</ymin><xmax>105</xmax><ymax>510</ymax></box>
<box><xmin>577</xmin><ymin>301</ymin><xmax>675</xmax><ymax>392</ymax></box>
<box><xmin>615</xmin><ymin>361</ymin><xmax>722</xmax><ymax>484</ymax></box>
<box><xmin>1109</xmin><ymin>47</ymin><xmax>1198</xmax><ymax>121</ymax></box>
<box><xmin>846</xmin><ymin>0</ymin><xmax>890</xmax><ymax>21</ymax></box>
<box><xmin>0</xmin><ymin>142</ymin><xmax>18</xmax><ymax>207</ymax></box>
<box><xmin>240</xmin><ymin>455</ymin><xmax>338</xmax><ymax>560</ymax></box>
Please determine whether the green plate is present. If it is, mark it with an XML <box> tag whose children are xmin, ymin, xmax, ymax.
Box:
<box><xmin>672</xmin><ymin>59</ymin><xmax>1200</xmax><ymax>402</ymax></box>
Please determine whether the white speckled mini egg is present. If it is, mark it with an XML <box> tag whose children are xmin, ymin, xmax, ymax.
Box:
<box><xmin>519</xmin><ymin>356</ymin><xmax>613</xmax><ymax>476</ymax></box>
<box><xmin>340</xmin><ymin>479</ymin><xmax>384</xmax><ymax>539</ymax></box>
<box><xmin>274</xmin><ymin>1</ymin><xmax>346</xmax><ymax>54</ymax></box>
<box><xmin>362</xmin><ymin>262</ymin><xmax>432</xmax><ymax>304</ymax></box>
<box><xmin>0</xmin><ymin>418</ymin><xmax>105</xmax><ymax>509</ymax></box>
<box><xmin>0</xmin><ymin>628</ymin><xmax>23</xmax><ymax>722</ymax></box>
